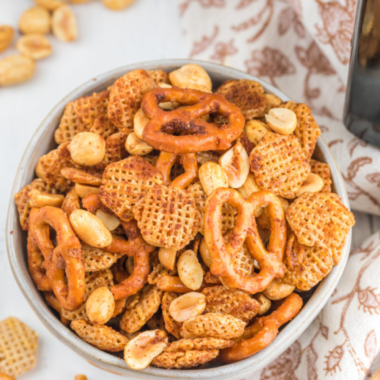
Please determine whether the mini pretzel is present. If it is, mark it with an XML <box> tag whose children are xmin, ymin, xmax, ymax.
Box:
<box><xmin>156</xmin><ymin>152</ymin><xmax>198</xmax><ymax>189</ymax></box>
<box><xmin>141</xmin><ymin>87</ymin><xmax>245</xmax><ymax>154</ymax></box>
<box><xmin>29</xmin><ymin>206</ymin><xmax>85</xmax><ymax>311</ymax></box>
<box><xmin>220</xmin><ymin>293</ymin><xmax>303</xmax><ymax>363</ymax></box>
<box><xmin>205</xmin><ymin>188</ymin><xmax>286</xmax><ymax>294</ymax></box>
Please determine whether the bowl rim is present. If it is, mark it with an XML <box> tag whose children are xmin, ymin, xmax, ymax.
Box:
<box><xmin>6</xmin><ymin>59</ymin><xmax>352</xmax><ymax>380</ymax></box>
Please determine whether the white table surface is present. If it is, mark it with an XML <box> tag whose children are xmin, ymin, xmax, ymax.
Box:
<box><xmin>0</xmin><ymin>1</ymin><xmax>378</xmax><ymax>379</ymax></box>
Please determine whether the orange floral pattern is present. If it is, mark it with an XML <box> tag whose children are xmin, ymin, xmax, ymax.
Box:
<box><xmin>179</xmin><ymin>0</ymin><xmax>380</xmax><ymax>378</ymax></box>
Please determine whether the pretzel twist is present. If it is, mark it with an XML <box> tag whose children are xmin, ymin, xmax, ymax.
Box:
<box><xmin>29</xmin><ymin>206</ymin><xmax>85</xmax><ymax>311</ymax></box>
<box><xmin>156</xmin><ymin>151</ymin><xmax>198</xmax><ymax>189</ymax></box>
<box><xmin>220</xmin><ymin>293</ymin><xmax>303</xmax><ymax>362</ymax></box>
<box><xmin>141</xmin><ymin>87</ymin><xmax>245</xmax><ymax>154</ymax></box>
<box><xmin>205</xmin><ymin>188</ymin><xmax>286</xmax><ymax>294</ymax></box>
<box><xmin>82</xmin><ymin>194</ymin><xmax>155</xmax><ymax>300</ymax></box>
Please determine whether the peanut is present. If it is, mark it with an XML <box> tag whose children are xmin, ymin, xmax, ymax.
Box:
<box><xmin>95</xmin><ymin>209</ymin><xmax>120</xmax><ymax>232</ymax></box>
<box><xmin>263</xmin><ymin>278</ymin><xmax>295</xmax><ymax>301</ymax></box>
<box><xmin>19</xmin><ymin>7</ymin><xmax>51</xmax><ymax>35</ymax></box>
<box><xmin>245</xmin><ymin>120</ymin><xmax>270</xmax><ymax>145</ymax></box>
<box><xmin>252</xmin><ymin>293</ymin><xmax>271</xmax><ymax>316</ymax></box>
<box><xmin>74</xmin><ymin>183</ymin><xmax>100</xmax><ymax>198</ymax></box>
<box><xmin>264</xmin><ymin>93</ymin><xmax>282</xmax><ymax>108</ymax></box>
<box><xmin>69</xmin><ymin>209</ymin><xmax>112</xmax><ymax>248</ymax></box>
<box><xmin>103</xmin><ymin>0</ymin><xmax>136</xmax><ymax>11</ymax></box>
<box><xmin>158</xmin><ymin>247</ymin><xmax>177</xmax><ymax>271</ymax></box>
<box><xmin>295</xmin><ymin>173</ymin><xmax>324</xmax><ymax>197</ymax></box>
<box><xmin>133</xmin><ymin>108</ymin><xmax>150</xmax><ymax>139</ymax></box>
<box><xmin>86</xmin><ymin>286</ymin><xmax>115</xmax><ymax>324</ymax></box>
<box><xmin>199</xmin><ymin>162</ymin><xmax>228</xmax><ymax>196</ymax></box>
<box><xmin>219</xmin><ymin>141</ymin><xmax>250</xmax><ymax>188</ymax></box>
<box><xmin>16</xmin><ymin>34</ymin><xmax>52</xmax><ymax>60</ymax></box>
<box><xmin>169</xmin><ymin>64</ymin><xmax>212</xmax><ymax>93</ymax></box>
<box><xmin>125</xmin><ymin>132</ymin><xmax>153</xmax><ymax>155</ymax></box>
<box><xmin>265</xmin><ymin>108</ymin><xmax>297</xmax><ymax>135</ymax></box>
<box><xmin>169</xmin><ymin>292</ymin><xmax>206</xmax><ymax>322</ymax></box>
<box><xmin>34</xmin><ymin>0</ymin><xmax>65</xmax><ymax>10</ymax></box>
<box><xmin>52</xmin><ymin>5</ymin><xmax>78</xmax><ymax>42</ymax></box>
<box><xmin>199</xmin><ymin>238</ymin><xmax>212</xmax><ymax>268</ymax></box>
<box><xmin>177</xmin><ymin>250</ymin><xmax>203</xmax><ymax>291</ymax></box>
<box><xmin>0</xmin><ymin>55</ymin><xmax>36</xmax><ymax>86</ymax></box>
<box><xmin>124</xmin><ymin>330</ymin><xmax>168</xmax><ymax>370</ymax></box>
<box><xmin>0</xmin><ymin>26</ymin><xmax>14</xmax><ymax>53</ymax></box>
<box><xmin>68</xmin><ymin>132</ymin><xmax>106</xmax><ymax>166</ymax></box>
<box><xmin>29</xmin><ymin>192</ymin><xmax>64</xmax><ymax>208</ymax></box>
<box><xmin>74</xmin><ymin>375</ymin><xmax>88</xmax><ymax>380</ymax></box>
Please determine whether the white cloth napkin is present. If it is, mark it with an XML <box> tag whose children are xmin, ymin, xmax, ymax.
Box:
<box><xmin>177</xmin><ymin>0</ymin><xmax>380</xmax><ymax>378</ymax></box>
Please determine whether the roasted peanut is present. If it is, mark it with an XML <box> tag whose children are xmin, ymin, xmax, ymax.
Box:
<box><xmin>169</xmin><ymin>64</ymin><xmax>212</xmax><ymax>93</ymax></box>
<box><xmin>265</xmin><ymin>108</ymin><xmax>297</xmax><ymax>135</ymax></box>
<box><xmin>219</xmin><ymin>141</ymin><xmax>250</xmax><ymax>188</ymax></box>
<box><xmin>34</xmin><ymin>0</ymin><xmax>65</xmax><ymax>10</ymax></box>
<box><xmin>264</xmin><ymin>93</ymin><xmax>282</xmax><ymax>108</ymax></box>
<box><xmin>263</xmin><ymin>278</ymin><xmax>295</xmax><ymax>301</ymax></box>
<box><xmin>237</xmin><ymin>173</ymin><xmax>261</xmax><ymax>203</ymax></box>
<box><xmin>199</xmin><ymin>162</ymin><xmax>228</xmax><ymax>196</ymax></box>
<box><xmin>0</xmin><ymin>55</ymin><xmax>36</xmax><ymax>86</ymax></box>
<box><xmin>69</xmin><ymin>209</ymin><xmax>112</xmax><ymax>248</ymax></box>
<box><xmin>279</xmin><ymin>196</ymin><xmax>289</xmax><ymax>212</ymax></box>
<box><xmin>245</xmin><ymin>120</ymin><xmax>270</xmax><ymax>145</ymax></box>
<box><xmin>169</xmin><ymin>292</ymin><xmax>206</xmax><ymax>322</ymax></box>
<box><xmin>16</xmin><ymin>34</ymin><xmax>52</xmax><ymax>60</ymax></box>
<box><xmin>68</xmin><ymin>132</ymin><xmax>106</xmax><ymax>166</ymax></box>
<box><xmin>103</xmin><ymin>0</ymin><xmax>136</xmax><ymax>10</ymax></box>
<box><xmin>199</xmin><ymin>238</ymin><xmax>212</xmax><ymax>268</ymax></box>
<box><xmin>124</xmin><ymin>330</ymin><xmax>168</xmax><ymax>370</ymax></box>
<box><xmin>95</xmin><ymin>209</ymin><xmax>120</xmax><ymax>232</ymax></box>
<box><xmin>295</xmin><ymin>173</ymin><xmax>324</xmax><ymax>197</ymax></box>
<box><xmin>158</xmin><ymin>247</ymin><xmax>177</xmax><ymax>271</ymax></box>
<box><xmin>86</xmin><ymin>286</ymin><xmax>115</xmax><ymax>324</ymax></box>
<box><xmin>252</xmin><ymin>293</ymin><xmax>271</xmax><ymax>316</ymax></box>
<box><xmin>52</xmin><ymin>5</ymin><xmax>78</xmax><ymax>42</ymax></box>
<box><xmin>125</xmin><ymin>132</ymin><xmax>153</xmax><ymax>155</ymax></box>
<box><xmin>70</xmin><ymin>0</ymin><xmax>92</xmax><ymax>3</ymax></box>
<box><xmin>29</xmin><ymin>192</ymin><xmax>64</xmax><ymax>208</ymax></box>
<box><xmin>74</xmin><ymin>375</ymin><xmax>88</xmax><ymax>380</ymax></box>
<box><xmin>177</xmin><ymin>250</ymin><xmax>203</xmax><ymax>291</ymax></box>
<box><xmin>19</xmin><ymin>7</ymin><xmax>51</xmax><ymax>35</ymax></box>
<box><xmin>126</xmin><ymin>256</ymin><xmax>134</xmax><ymax>275</ymax></box>
<box><xmin>133</xmin><ymin>108</ymin><xmax>150</xmax><ymax>139</ymax></box>
<box><xmin>0</xmin><ymin>26</ymin><xmax>14</xmax><ymax>53</ymax></box>
<box><xmin>74</xmin><ymin>183</ymin><xmax>100</xmax><ymax>198</ymax></box>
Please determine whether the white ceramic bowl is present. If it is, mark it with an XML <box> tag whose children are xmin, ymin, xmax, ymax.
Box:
<box><xmin>6</xmin><ymin>59</ymin><xmax>351</xmax><ymax>380</ymax></box>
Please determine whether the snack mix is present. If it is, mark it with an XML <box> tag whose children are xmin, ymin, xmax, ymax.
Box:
<box><xmin>14</xmin><ymin>64</ymin><xmax>355</xmax><ymax>371</ymax></box>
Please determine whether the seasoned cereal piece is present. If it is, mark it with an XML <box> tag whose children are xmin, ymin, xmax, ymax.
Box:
<box><xmin>283</xmin><ymin>233</ymin><xmax>333</xmax><ymax>291</ymax></box>
<box><xmin>202</xmin><ymin>286</ymin><xmax>259</xmax><ymax>322</ymax></box>
<box><xmin>100</xmin><ymin>156</ymin><xmax>163</xmax><ymax>221</ymax></box>
<box><xmin>162</xmin><ymin>292</ymin><xmax>182</xmax><ymax>339</ymax></box>
<box><xmin>286</xmin><ymin>192</ymin><xmax>355</xmax><ymax>249</ymax></box>
<box><xmin>36</xmin><ymin>142</ymin><xmax>74</xmax><ymax>192</ymax></box>
<box><xmin>152</xmin><ymin>350</ymin><xmax>219</xmax><ymax>369</ymax></box>
<box><xmin>107</xmin><ymin>70</ymin><xmax>157</xmax><ymax>134</ymax></box>
<box><xmin>0</xmin><ymin>317</ymin><xmax>38</xmax><ymax>376</ymax></box>
<box><xmin>181</xmin><ymin>313</ymin><xmax>246</xmax><ymax>340</ymax></box>
<box><xmin>167</xmin><ymin>338</ymin><xmax>234</xmax><ymax>352</ymax></box>
<box><xmin>249</xmin><ymin>132</ymin><xmax>310</xmax><ymax>199</ymax></box>
<box><xmin>14</xmin><ymin>178</ymin><xmax>54</xmax><ymax>230</ymax></box>
<box><xmin>102</xmin><ymin>132</ymin><xmax>128</xmax><ymax>166</ymax></box>
<box><xmin>54</xmin><ymin>101</ymin><xmax>86</xmax><ymax>144</ymax></box>
<box><xmin>133</xmin><ymin>185</ymin><xmax>200</xmax><ymax>250</ymax></box>
<box><xmin>147</xmin><ymin>70</ymin><xmax>170</xmax><ymax>85</ymax></box>
<box><xmin>216</xmin><ymin>79</ymin><xmax>268</xmax><ymax>120</ymax></box>
<box><xmin>120</xmin><ymin>285</ymin><xmax>163</xmax><ymax>333</ymax></box>
<box><xmin>188</xmin><ymin>182</ymin><xmax>236</xmax><ymax>235</ymax></box>
<box><xmin>280</xmin><ymin>101</ymin><xmax>321</xmax><ymax>159</ymax></box>
<box><xmin>90</xmin><ymin>114</ymin><xmax>118</xmax><ymax>139</ymax></box>
<box><xmin>74</xmin><ymin>90</ymin><xmax>109</xmax><ymax>127</ymax></box>
<box><xmin>310</xmin><ymin>159</ymin><xmax>332</xmax><ymax>193</ymax></box>
<box><xmin>71</xmin><ymin>320</ymin><xmax>128</xmax><ymax>352</ymax></box>
<box><xmin>83</xmin><ymin>243</ymin><xmax>121</xmax><ymax>272</ymax></box>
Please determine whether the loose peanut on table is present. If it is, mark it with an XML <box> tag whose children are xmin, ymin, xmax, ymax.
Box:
<box><xmin>19</xmin><ymin>7</ymin><xmax>51</xmax><ymax>35</ymax></box>
<box><xmin>34</xmin><ymin>0</ymin><xmax>65</xmax><ymax>10</ymax></box>
<box><xmin>102</xmin><ymin>0</ymin><xmax>136</xmax><ymax>11</ymax></box>
<box><xmin>52</xmin><ymin>5</ymin><xmax>78</xmax><ymax>42</ymax></box>
<box><xmin>16</xmin><ymin>34</ymin><xmax>52</xmax><ymax>60</ymax></box>
<box><xmin>0</xmin><ymin>26</ymin><xmax>14</xmax><ymax>53</ymax></box>
<box><xmin>0</xmin><ymin>55</ymin><xmax>36</xmax><ymax>86</ymax></box>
